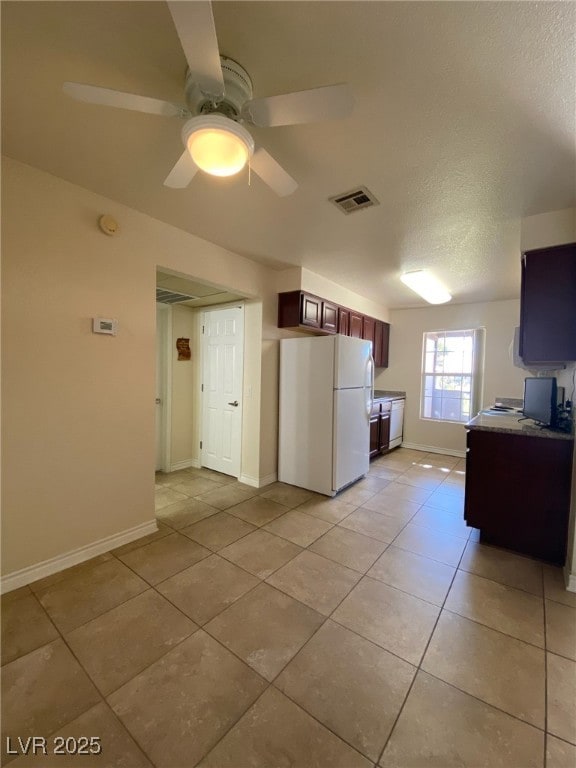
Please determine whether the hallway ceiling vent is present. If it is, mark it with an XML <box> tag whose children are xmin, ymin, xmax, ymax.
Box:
<box><xmin>329</xmin><ymin>186</ymin><xmax>379</xmax><ymax>214</ymax></box>
<box><xmin>156</xmin><ymin>287</ymin><xmax>198</xmax><ymax>304</ymax></box>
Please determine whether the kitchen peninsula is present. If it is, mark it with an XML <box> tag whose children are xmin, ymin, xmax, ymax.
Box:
<box><xmin>464</xmin><ymin>412</ymin><xmax>574</xmax><ymax>565</ymax></box>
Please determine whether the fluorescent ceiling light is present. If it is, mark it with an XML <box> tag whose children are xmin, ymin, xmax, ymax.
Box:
<box><xmin>400</xmin><ymin>270</ymin><xmax>452</xmax><ymax>304</ymax></box>
<box><xmin>182</xmin><ymin>115</ymin><xmax>254</xmax><ymax>177</ymax></box>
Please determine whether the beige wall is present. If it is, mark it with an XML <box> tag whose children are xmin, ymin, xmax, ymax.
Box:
<box><xmin>0</xmin><ymin>157</ymin><xmax>273</xmax><ymax>576</ymax></box>
<box><xmin>375</xmin><ymin>299</ymin><xmax>526</xmax><ymax>453</ymax></box>
<box><xmin>520</xmin><ymin>207</ymin><xmax>576</xmax><ymax>252</ymax></box>
<box><xmin>240</xmin><ymin>300</ymin><xmax>265</xmax><ymax>484</ymax></box>
<box><xmin>277</xmin><ymin>267</ymin><xmax>390</xmax><ymax>322</ymax></box>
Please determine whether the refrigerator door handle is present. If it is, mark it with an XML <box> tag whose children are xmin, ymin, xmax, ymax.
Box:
<box><xmin>364</xmin><ymin>354</ymin><xmax>375</xmax><ymax>421</ymax></box>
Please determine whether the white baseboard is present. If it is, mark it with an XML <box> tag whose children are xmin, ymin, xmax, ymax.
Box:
<box><xmin>239</xmin><ymin>472</ymin><xmax>277</xmax><ymax>488</ymax></box>
<box><xmin>258</xmin><ymin>472</ymin><xmax>278</xmax><ymax>487</ymax></box>
<box><xmin>400</xmin><ymin>442</ymin><xmax>466</xmax><ymax>459</ymax></box>
<box><xmin>0</xmin><ymin>520</ymin><xmax>158</xmax><ymax>595</ymax></box>
<box><xmin>564</xmin><ymin>567</ymin><xmax>576</xmax><ymax>593</ymax></box>
<box><xmin>170</xmin><ymin>458</ymin><xmax>200</xmax><ymax>472</ymax></box>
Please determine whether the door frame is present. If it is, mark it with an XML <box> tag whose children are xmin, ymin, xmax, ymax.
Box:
<box><xmin>156</xmin><ymin>303</ymin><xmax>172</xmax><ymax>473</ymax></box>
<box><xmin>200</xmin><ymin>302</ymin><xmax>245</xmax><ymax>477</ymax></box>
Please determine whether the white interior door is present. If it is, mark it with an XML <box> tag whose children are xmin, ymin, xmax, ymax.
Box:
<box><xmin>201</xmin><ymin>305</ymin><xmax>244</xmax><ymax>477</ymax></box>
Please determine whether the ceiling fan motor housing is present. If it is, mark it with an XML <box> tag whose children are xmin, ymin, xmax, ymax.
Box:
<box><xmin>184</xmin><ymin>56</ymin><xmax>253</xmax><ymax>121</ymax></box>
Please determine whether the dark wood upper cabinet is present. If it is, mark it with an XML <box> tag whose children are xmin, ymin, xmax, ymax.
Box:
<box><xmin>301</xmin><ymin>293</ymin><xmax>322</xmax><ymax>328</ymax></box>
<box><xmin>349</xmin><ymin>311</ymin><xmax>363</xmax><ymax>338</ymax></box>
<box><xmin>321</xmin><ymin>301</ymin><xmax>338</xmax><ymax>333</ymax></box>
<box><xmin>277</xmin><ymin>291</ymin><xmax>336</xmax><ymax>334</ymax></box>
<box><xmin>278</xmin><ymin>291</ymin><xmax>389</xmax><ymax>367</ymax></box>
<box><xmin>337</xmin><ymin>307</ymin><xmax>350</xmax><ymax>336</ymax></box>
<box><xmin>520</xmin><ymin>243</ymin><xmax>576</xmax><ymax>363</ymax></box>
<box><xmin>374</xmin><ymin>321</ymin><xmax>390</xmax><ymax>368</ymax></box>
<box><xmin>362</xmin><ymin>316</ymin><xmax>376</xmax><ymax>353</ymax></box>
<box><xmin>278</xmin><ymin>291</ymin><xmax>305</xmax><ymax>329</ymax></box>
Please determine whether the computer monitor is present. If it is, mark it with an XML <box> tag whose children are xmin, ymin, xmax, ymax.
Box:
<box><xmin>523</xmin><ymin>377</ymin><xmax>557</xmax><ymax>427</ymax></box>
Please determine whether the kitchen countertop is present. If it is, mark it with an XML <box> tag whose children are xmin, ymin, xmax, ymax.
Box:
<box><xmin>466</xmin><ymin>412</ymin><xmax>573</xmax><ymax>440</ymax></box>
<box><xmin>373</xmin><ymin>390</ymin><xmax>406</xmax><ymax>401</ymax></box>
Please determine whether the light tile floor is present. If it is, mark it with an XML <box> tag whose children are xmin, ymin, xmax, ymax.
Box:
<box><xmin>2</xmin><ymin>450</ymin><xmax>576</xmax><ymax>767</ymax></box>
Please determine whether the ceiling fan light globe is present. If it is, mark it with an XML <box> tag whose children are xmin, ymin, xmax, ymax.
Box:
<box><xmin>188</xmin><ymin>129</ymin><xmax>248</xmax><ymax>176</ymax></box>
<box><xmin>182</xmin><ymin>115</ymin><xmax>254</xmax><ymax>178</ymax></box>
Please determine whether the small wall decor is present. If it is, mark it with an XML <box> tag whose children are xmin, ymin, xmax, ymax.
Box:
<box><xmin>176</xmin><ymin>337</ymin><xmax>191</xmax><ymax>361</ymax></box>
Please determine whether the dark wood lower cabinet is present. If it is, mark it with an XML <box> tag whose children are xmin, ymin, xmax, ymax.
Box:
<box><xmin>378</xmin><ymin>412</ymin><xmax>390</xmax><ymax>452</ymax></box>
<box><xmin>464</xmin><ymin>428</ymin><xmax>573</xmax><ymax>565</ymax></box>
<box><xmin>370</xmin><ymin>400</ymin><xmax>391</xmax><ymax>458</ymax></box>
<box><xmin>370</xmin><ymin>411</ymin><xmax>380</xmax><ymax>458</ymax></box>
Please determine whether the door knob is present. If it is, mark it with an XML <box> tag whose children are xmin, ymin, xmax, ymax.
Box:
<box><xmin>155</xmin><ymin>398</ymin><xmax>162</xmax><ymax>405</ymax></box>
<box><xmin>228</xmin><ymin>400</ymin><xmax>239</xmax><ymax>407</ymax></box>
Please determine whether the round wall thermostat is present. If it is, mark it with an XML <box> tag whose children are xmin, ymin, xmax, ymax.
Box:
<box><xmin>98</xmin><ymin>215</ymin><xmax>119</xmax><ymax>236</ymax></box>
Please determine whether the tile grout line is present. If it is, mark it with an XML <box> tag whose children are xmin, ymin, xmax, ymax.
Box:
<box><xmin>406</xmin><ymin>666</ymin><xmax>549</xmax><ymax>737</ymax></box>
<box><xmin>29</xmin><ymin>554</ymin><xmax>274</xmax><ymax>767</ymax></box>
<box><xmin>6</xmin><ymin>456</ymin><xmax>558</xmax><ymax>768</ymax></box>
<box><xmin>173</xmin><ymin>481</ymin><xmax>383</xmax><ymax>766</ymax></box>
<box><xmin>173</xmin><ymin>453</ymin><xmax>462</xmax><ymax>763</ymax></box>
<box><xmin>454</xmin><ymin>563</ymin><xmax>547</xmax><ymax>600</ymax></box>
<box><xmin>189</xmin><ymin>528</ymin><xmax>394</xmax><ymax>766</ymax></box>
<box><xmin>375</xmin><ymin>529</ymin><xmax>473</xmax><ymax>766</ymax></box>
<box><xmin>257</xmin><ymin>542</ymin><xmax>413</xmax><ymax>763</ymax></box>
<box><xmin>102</xmin><ymin>491</ymin><xmax>560</xmax><ymax>759</ymax></box>
<box><xmin>248</xmin><ymin>467</ymin><xmax>461</xmax><ymax>766</ymax></box>
<box><xmin>11</xmin><ymin>590</ymin><xmax>162</xmax><ymax>768</ymax></box>
<box><xmin>439</xmin><ymin>605</ymin><xmax>550</xmax><ymax>655</ymax></box>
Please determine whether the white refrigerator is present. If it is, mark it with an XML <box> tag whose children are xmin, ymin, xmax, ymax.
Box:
<box><xmin>279</xmin><ymin>335</ymin><xmax>374</xmax><ymax>496</ymax></box>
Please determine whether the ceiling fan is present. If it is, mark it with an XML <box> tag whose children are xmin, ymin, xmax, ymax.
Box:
<box><xmin>62</xmin><ymin>1</ymin><xmax>354</xmax><ymax>196</ymax></box>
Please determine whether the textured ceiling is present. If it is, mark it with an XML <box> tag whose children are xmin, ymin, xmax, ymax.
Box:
<box><xmin>2</xmin><ymin>2</ymin><xmax>575</xmax><ymax>307</ymax></box>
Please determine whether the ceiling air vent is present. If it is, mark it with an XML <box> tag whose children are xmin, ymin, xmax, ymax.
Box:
<box><xmin>329</xmin><ymin>186</ymin><xmax>379</xmax><ymax>215</ymax></box>
<box><xmin>156</xmin><ymin>287</ymin><xmax>198</xmax><ymax>304</ymax></box>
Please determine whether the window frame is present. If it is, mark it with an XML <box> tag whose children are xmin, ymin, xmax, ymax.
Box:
<box><xmin>420</xmin><ymin>328</ymin><xmax>485</xmax><ymax>424</ymax></box>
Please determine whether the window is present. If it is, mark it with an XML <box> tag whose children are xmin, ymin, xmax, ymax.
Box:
<box><xmin>421</xmin><ymin>329</ymin><xmax>484</xmax><ymax>423</ymax></box>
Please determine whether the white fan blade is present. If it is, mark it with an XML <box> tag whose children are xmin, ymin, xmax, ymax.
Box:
<box><xmin>168</xmin><ymin>1</ymin><xmax>224</xmax><ymax>98</ymax></box>
<box><xmin>250</xmin><ymin>148</ymin><xmax>297</xmax><ymax>197</ymax></box>
<box><xmin>63</xmin><ymin>82</ymin><xmax>186</xmax><ymax>117</ymax></box>
<box><xmin>164</xmin><ymin>150</ymin><xmax>198</xmax><ymax>188</ymax></box>
<box><xmin>244</xmin><ymin>83</ymin><xmax>353</xmax><ymax>128</ymax></box>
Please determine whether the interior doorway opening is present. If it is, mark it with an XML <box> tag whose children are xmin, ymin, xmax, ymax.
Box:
<box><xmin>155</xmin><ymin>268</ymin><xmax>247</xmax><ymax>479</ymax></box>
